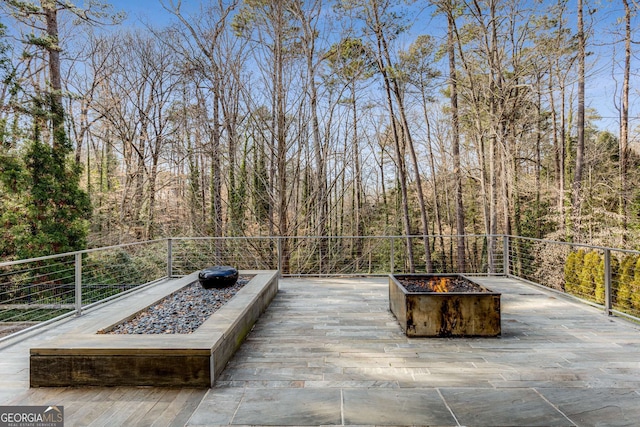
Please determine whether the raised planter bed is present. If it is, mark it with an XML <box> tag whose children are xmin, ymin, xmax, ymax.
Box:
<box><xmin>389</xmin><ymin>274</ymin><xmax>501</xmax><ymax>337</ymax></box>
<box><xmin>30</xmin><ymin>270</ymin><xmax>278</xmax><ymax>388</ymax></box>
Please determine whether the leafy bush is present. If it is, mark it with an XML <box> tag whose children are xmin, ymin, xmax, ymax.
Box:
<box><xmin>578</xmin><ymin>251</ymin><xmax>600</xmax><ymax>299</ymax></box>
<box><xmin>595</xmin><ymin>256</ymin><xmax>605</xmax><ymax>304</ymax></box>
<box><xmin>564</xmin><ymin>249</ymin><xmax>616</xmax><ymax>304</ymax></box>
<box><xmin>632</xmin><ymin>257</ymin><xmax>640</xmax><ymax>313</ymax></box>
<box><xmin>616</xmin><ymin>255</ymin><xmax>637</xmax><ymax>309</ymax></box>
<box><xmin>607</xmin><ymin>255</ymin><xmax>619</xmax><ymax>303</ymax></box>
<box><xmin>564</xmin><ymin>249</ymin><xmax>585</xmax><ymax>294</ymax></box>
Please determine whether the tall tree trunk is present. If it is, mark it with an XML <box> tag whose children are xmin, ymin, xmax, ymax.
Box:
<box><xmin>535</xmin><ymin>73</ymin><xmax>543</xmax><ymax>238</ymax></box>
<box><xmin>291</xmin><ymin>0</ymin><xmax>327</xmax><ymax>240</ymax></box>
<box><xmin>560</xmin><ymin>70</ymin><xmax>569</xmax><ymax>236</ymax></box>
<box><xmin>477</xmin><ymin>133</ymin><xmax>491</xmax><ymax>258</ymax></box>
<box><xmin>371</xmin><ymin>6</ymin><xmax>415</xmax><ymax>272</ymax></box>
<box><xmin>378</xmin><ymin>142</ymin><xmax>389</xmax><ymax>230</ymax></box>
<box><xmin>351</xmin><ymin>84</ymin><xmax>364</xmax><ymax>268</ymax></box>
<box><xmin>387</xmin><ymin>108</ymin><xmax>413</xmax><ymax>274</ymax></box>
<box><xmin>620</xmin><ymin>0</ymin><xmax>631</xmax><ymax>233</ymax></box>
<box><xmin>488</xmin><ymin>0</ymin><xmax>503</xmax><ymax>274</ymax></box>
<box><xmin>400</xmin><ymin>104</ymin><xmax>433</xmax><ymax>272</ymax></box>
<box><xmin>42</xmin><ymin>0</ymin><xmax>66</xmax><ymax>151</ymax></box>
<box><xmin>227</xmin><ymin>116</ymin><xmax>239</xmax><ymax>235</ymax></box>
<box><xmin>387</xmin><ymin>74</ymin><xmax>433</xmax><ymax>271</ymax></box>
<box><xmin>210</xmin><ymin>85</ymin><xmax>223</xmax><ymax>240</ymax></box>
<box><xmin>447</xmin><ymin>8</ymin><xmax>466</xmax><ymax>272</ymax></box>
<box><xmin>489</xmin><ymin>134</ymin><xmax>498</xmax><ymax>273</ymax></box>
<box><xmin>421</xmin><ymin>102</ymin><xmax>446</xmax><ymax>268</ymax></box>
<box><xmin>275</xmin><ymin>5</ymin><xmax>289</xmax><ymax>272</ymax></box>
<box><xmin>147</xmin><ymin>154</ymin><xmax>159</xmax><ymax>239</ymax></box>
<box><xmin>572</xmin><ymin>0</ymin><xmax>586</xmax><ymax>241</ymax></box>
<box><xmin>134</xmin><ymin>128</ymin><xmax>147</xmax><ymax>228</ymax></box>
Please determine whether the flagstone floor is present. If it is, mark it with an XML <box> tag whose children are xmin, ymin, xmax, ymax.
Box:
<box><xmin>1</xmin><ymin>276</ymin><xmax>640</xmax><ymax>426</ymax></box>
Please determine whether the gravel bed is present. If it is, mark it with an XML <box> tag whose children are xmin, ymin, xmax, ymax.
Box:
<box><xmin>101</xmin><ymin>276</ymin><xmax>252</xmax><ymax>335</ymax></box>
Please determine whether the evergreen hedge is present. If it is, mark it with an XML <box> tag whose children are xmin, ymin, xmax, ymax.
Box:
<box><xmin>564</xmin><ymin>250</ymin><xmax>640</xmax><ymax>315</ymax></box>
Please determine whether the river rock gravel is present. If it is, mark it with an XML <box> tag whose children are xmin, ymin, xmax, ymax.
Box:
<box><xmin>101</xmin><ymin>276</ymin><xmax>251</xmax><ymax>335</ymax></box>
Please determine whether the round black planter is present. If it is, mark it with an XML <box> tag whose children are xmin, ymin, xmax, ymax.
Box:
<box><xmin>198</xmin><ymin>266</ymin><xmax>239</xmax><ymax>289</ymax></box>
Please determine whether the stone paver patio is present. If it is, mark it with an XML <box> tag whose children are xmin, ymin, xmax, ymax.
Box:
<box><xmin>1</xmin><ymin>276</ymin><xmax>640</xmax><ymax>426</ymax></box>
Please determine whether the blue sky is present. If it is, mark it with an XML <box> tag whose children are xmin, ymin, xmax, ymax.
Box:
<box><xmin>105</xmin><ymin>0</ymin><xmax>195</xmax><ymax>28</ymax></box>
<box><xmin>104</xmin><ymin>1</ymin><xmax>168</xmax><ymax>27</ymax></box>
<box><xmin>100</xmin><ymin>0</ymin><xmax>637</xmax><ymax>135</ymax></box>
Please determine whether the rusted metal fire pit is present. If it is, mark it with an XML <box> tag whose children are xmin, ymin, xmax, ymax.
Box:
<box><xmin>389</xmin><ymin>274</ymin><xmax>501</xmax><ymax>337</ymax></box>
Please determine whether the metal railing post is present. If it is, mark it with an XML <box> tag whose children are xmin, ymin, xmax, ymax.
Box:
<box><xmin>390</xmin><ymin>236</ymin><xmax>395</xmax><ymax>273</ymax></box>
<box><xmin>167</xmin><ymin>238</ymin><xmax>173</xmax><ymax>278</ymax></box>
<box><xmin>75</xmin><ymin>253</ymin><xmax>82</xmax><ymax>316</ymax></box>
<box><xmin>604</xmin><ymin>249</ymin><xmax>612</xmax><ymax>316</ymax></box>
<box><xmin>277</xmin><ymin>237</ymin><xmax>283</xmax><ymax>273</ymax></box>
<box><xmin>503</xmin><ymin>235</ymin><xmax>510</xmax><ymax>277</ymax></box>
<box><xmin>487</xmin><ymin>235</ymin><xmax>495</xmax><ymax>275</ymax></box>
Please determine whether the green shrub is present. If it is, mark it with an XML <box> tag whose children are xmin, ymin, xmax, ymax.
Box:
<box><xmin>609</xmin><ymin>254</ymin><xmax>619</xmax><ymax>302</ymax></box>
<box><xmin>564</xmin><ymin>249</ymin><xmax>585</xmax><ymax>294</ymax></box>
<box><xmin>616</xmin><ymin>255</ymin><xmax>636</xmax><ymax>309</ymax></box>
<box><xmin>632</xmin><ymin>257</ymin><xmax>640</xmax><ymax>313</ymax></box>
<box><xmin>595</xmin><ymin>256</ymin><xmax>605</xmax><ymax>304</ymax></box>
<box><xmin>578</xmin><ymin>251</ymin><xmax>600</xmax><ymax>299</ymax></box>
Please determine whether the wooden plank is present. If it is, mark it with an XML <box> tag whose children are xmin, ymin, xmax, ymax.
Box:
<box><xmin>116</xmin><ymin>388</ymin><xmax>172</xmax><ymax>427</ymax></box>
<box><xmin>86</xmin><ymin>388</ymin><xmax>159</xmax><ymax>427</ymax></box>
<box><xmin>64</xmin><ymin>387</ymin><xmax>141</xmax><ymax>426</ymax></box>
<box><xmin>66</xmin><ymin>399</ymin><xmax>114</xmax><ymax>426</ymax></box>
<box><xmin>150</xmin><ymin>389</ymin><xmax>207</xmax><ymax>427</ymax></box>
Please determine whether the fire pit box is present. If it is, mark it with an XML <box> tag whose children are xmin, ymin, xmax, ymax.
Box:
<box><xmin>389</xmin><ymin>274</ymin><xmax>501</xmax><ymax>337</ymax></box>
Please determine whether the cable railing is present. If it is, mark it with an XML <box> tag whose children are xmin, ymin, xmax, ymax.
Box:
<box><xmin>506</xmin><ymin>235</ymin><xmax>640</xmax><ymax>322</ymax></box>
<box><xmin>0</xmin><ymin>240</ymin><xmax>167</xmax><ymax>341</ymax></box>
<box><xmin>1</xmin><ymin>234</ymin><xmax>638</xmax><ymax>342</ymax></box>
<box><xmin>167</xmin><ymin>235</ymin><xmax>499</xmax><ymax>277</ymax></box>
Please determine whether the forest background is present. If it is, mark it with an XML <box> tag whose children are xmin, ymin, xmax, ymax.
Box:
<box><xmin>1</xmin><ymin>0</ymin><xmax>639</xmax><ymax>268</ymax></box>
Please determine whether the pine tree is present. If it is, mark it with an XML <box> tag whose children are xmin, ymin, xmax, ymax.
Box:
<box><xmin>0</xmin><ymin>1</ymin><xmax>115</xmax><ymax>258</ymax></box>
<box><xmin>1</xmin><ymin>129</ymin><xmax>91</xmax><ymax>259</ymax></box>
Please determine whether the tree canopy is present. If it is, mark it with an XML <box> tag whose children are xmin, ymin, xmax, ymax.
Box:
<box><xmin>1</xmin><ymin>0</ymin><xmax>640</xmax><ymax>262</ymax></box>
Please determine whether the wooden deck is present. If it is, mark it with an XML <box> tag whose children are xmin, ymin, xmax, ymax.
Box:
<box><xmin>4</xmin><ymin>386</ymin><xmax>206</xmax><ymax>426</ymax></box>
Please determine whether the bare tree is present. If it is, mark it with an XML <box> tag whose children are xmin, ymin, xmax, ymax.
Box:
<box><xmin>233</xmin><ymin>0</ymin><xmax>305</xmax><ymax>271</ymax></box>
<box><xmin>572</xmin><ymin>0</ymin><xmax>586</xmax><ymax>240</ymax></box>
<box><xmin>94</xmin><ymin>31</ymin><xmax>180</xmax><ymax>239</ymax></box>
<box><xmin>162</xmin><ymin>0</ymin><xmax>241</xmax><ymax>240</ymax></box>
<box><xmin>400</xmin><ymin>35</ymin><xmax>445</xmax><ymax>270</ymax></box>
<box><xmin>337</xmin><ymin>0</ymin><xmax>423</xmax><ymax>271</ymax></box>
<box><xmin>432</xmin><ymin>0</ymin><xmax>467</xmax><ymax>271</ymax></box>
<box><xmin>619</xmin><ymin>0</ymin><xmax>632</xmax><ymax>232</ymax></box>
